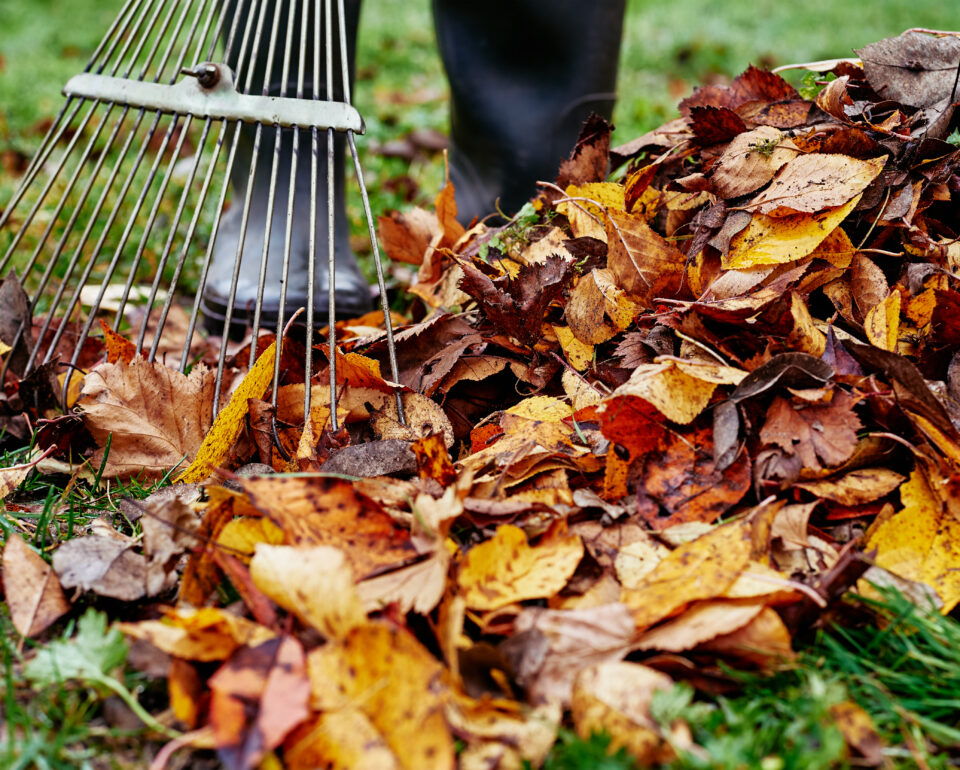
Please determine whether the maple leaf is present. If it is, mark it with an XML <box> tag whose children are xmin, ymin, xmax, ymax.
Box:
<box><xmin>759</xmin><ymin>391</ymin><xmax>861</xmax><ymax>472</ymax></box>
<box><xmin>78</xmin><ymin>357</ymin><xmax>215</xmax><ymax>479</ymax></box>
<box><xmin>458</xmin><ymin>254</ymin><xmax>574</xmax><ymax>346</ymax></box>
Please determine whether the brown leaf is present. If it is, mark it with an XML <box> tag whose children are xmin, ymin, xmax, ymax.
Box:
<box><xmin>378</xmin><ymin>207</ymin><xmax>439</xmax><ymax>265</ymax></box>
<box><xmin>857</xmin><ymin>31</ymin><xmax>960</xmax><ymax>109</ymax></box>
<box><xmin>459</xmin><ymin>255</ymin><xmax>574</xmax><ymax>346</ymax></box>
<box><xmin>556</xmin><ymin>113</ymin><xmax>612</xmax><ymax>188</ymax></box>
<box><xmin>209</xmin><ymin>635</ymin><xmax>310</xmax><ymax>770</ymax></box>
<box><xmin>241</xmin><ymin>476</ymin><xmax>419</xmax><ymax>580</ymax></box>
<box><xmin>502</xmin><ymin>603</ymin><xmax>636</xmax><ymax>706</ymax></box>
<box><xmin>760</xmin><ymin>392</ymin><xmax>861</xmax><ymax>471</ymax></box>
<box><xmin>2</xmin><ymin>533</ymin><xmax>70</xmax><ymax>637</ymax></box>
<box><xmin>709</xmin><ymin>127</ymin><xmax>798</xmax><ymax>199</ymax></box>
<box><xmin>78</xmin><ymin>358</ymin><xmax>215</xmax><ymax>479</ymax></box>
<box><xmin>605</xmin><ymin>211</ymin><xmax>685</xmax><ymax>302</ymax></box>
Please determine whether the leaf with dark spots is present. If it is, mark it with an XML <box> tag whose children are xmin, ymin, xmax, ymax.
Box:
<box><xmin>241</xmin><ymin>476</ymin><xmax>418</xmax><ymax>580</ymax></box>
<box><xmin>459</xmin><ymin>255</ymin><xmax>574</xmax><ymax>346</ymax></box>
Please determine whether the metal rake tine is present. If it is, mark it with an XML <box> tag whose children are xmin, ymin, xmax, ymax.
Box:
<box><xmin>0</xmin><ymin>0</ymin><xmax>146</xmax><ymax>219</ymax></box>
<box><xmin>270</xmin><ymin>0</ymin><xmax>310</xmax><ymax>422</ymax></box>
<box><xmin>38</xmin><ymin>0</ymin><xmax>203</xmax><ymax>368</ymax></box>
<box><xmin>212</xmin><ymin>0</ymin><xmax>273</xmax><ymax>414</ymax></box>
<box><xmin>335</xmin><ymin>0</ymin><xmax>404</xmax><ymax>424</ymax></box>
<box><xmin>247</xmin><ymin>0</ymin><xmax>291</xmax><ymax>365</ymax></box>
<box><xmin>324</xmin><ymin>0</ymin><xmax>337</xmax><ymax>431</ymax></box>
<box><xmin>61</xmin><ymin>0</ymin><xmax>220</xmax><ymax>378</ymax></box>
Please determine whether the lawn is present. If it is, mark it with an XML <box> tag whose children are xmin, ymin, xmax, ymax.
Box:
<box><xmin>2</xmin><ymin>2</ymin><xmax>960</xmax><ymax>769</ymax></box>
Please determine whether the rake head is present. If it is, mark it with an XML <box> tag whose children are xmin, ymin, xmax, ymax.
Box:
<box><xmin>0</xmin><ymin>0</ymin><xmax>403</xmax><ymax>440</ymax></box>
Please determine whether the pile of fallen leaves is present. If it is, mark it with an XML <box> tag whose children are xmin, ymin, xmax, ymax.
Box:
<box><xmin>4</xmin><ymin>28</ymin><xmax>960</xmax><ymax>769</ymax></box>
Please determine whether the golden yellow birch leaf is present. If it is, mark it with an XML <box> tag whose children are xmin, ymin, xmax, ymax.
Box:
<box><xmin>306</xmin><ymin>623</ymin><xmax>454</xmax><ymax>770</ymax></box>
<box><xmin>593</xmin><ymin>268</ymin><xmax>640</xmax><ymax>330</ymax></box>
<box><xmin>177</xmin><ymin>341</ymin><xmax>277</xmax><ymax>483</ymax></box>
<box><xmin>864</xmin><ymin>291</ymin><xmax>901</xmax><ymax>351</ymax></box>
<box><xmin>561</xmin><ymin>369</ymin><xmax>603</xmax><ymax>411</ymax></box>
<box><xmin>557</xmin><ymin>182</ymin><xmax>625</xmax><ymax>239</ymax></box>
<box><xmin>250</xmin><ymin>544</ymin><xmax>365</xmax><ymax>640</ymax></box>
<box><xmin>571</xmin><ymin>662</ymin><xmax>675</xmax><ymax>765</ymax></box>
<box><xmin>458</xmin><ymin>524</ymin><xmax>584</xmax><ymax>611</ymax></box>
<box><xmin>746</xmin><ymin>154</ymin><xmax>884</xmax><ymax>216</ymax></box>
<box><xmin>0</xmin><ymin>339</ymin><xmax>11</xmax><ymax>358</ymax></box>
<box><xmin>603</xmin><ymin>358</ymin><xmax>746</xmax><ymax>425</ymax></box>
<box><xmin>808</xmin><ymin>225</ymin><xmax>856</xmax><ymax>269</ymax></box>
<box><xmin>553</xmin><ymin>325</ymin><xmax>594</xmax><ymax>371</ymax></box>
<box><xmin>723</xmin><ymin>195</ymin><xmax>861</xmax><ymax>270</ymax></box>
<box><xmin>909</xmin><ymin>412</ymin><xmax>960</xmax><ymax>467</ymax></box>
<box><xmin>796</xmin><ymin>468</ymin><xmax>906</xmax><ymax>505</ymax></box>
<box><xmin>2</xmin><ymin>533</ymin><xmax>70</xmax><ymax>637</ymax></box>
<box><xmin>907</xmin><ymin>288</ymin><xmax>936</xmax><ymax>329</ymax></box>
<box><xmin>787</xmin><ymin>292</ymin><xmax>826</xmax><ymax>356</ymax></box>
<box><xmin>284</xmin><ymin>710</ymin><xmax>399</xmax><ymax>770</ymax></box>
<box><xmin>566</xmin><ymin>271</ymin><xmax>617</xmax><ymax>345</ymax></box>
<box><xmin>620</xmin><ymin>504</ymin><xmax>777</xmax><ymax>629</ymax></box>
<box><xmin>215</xmin><ymin>516</ymin><xmax>286</xmax><ymax>562</ymax></box>
<box><xmin>505</xmin><ymin>395</ymin><xmax>574</xmax><ymax>422</ymax></box>
<box><xmin>866</xmin><ymin>467</ymin><xmax>960</xmax><ymax>612</ymax></box>
<box><xmin>116</xmin><ymin>607</ymin><xmax>275</xmax><ymax>661</ymax></box>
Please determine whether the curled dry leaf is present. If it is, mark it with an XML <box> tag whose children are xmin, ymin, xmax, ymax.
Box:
<box><xmin>78</xmin><ymin>358</ymin><xmax>215</xmax><ymax>479</ymax></box>
<box><xmin>2</xmin><ymin>533</ymin><xmax>70</xmax><ymax>637</ymax></box>
<box><xmin>502</xmin><ymin>602</ymin><xmax>636</xmax><ymax>706</ymax></box>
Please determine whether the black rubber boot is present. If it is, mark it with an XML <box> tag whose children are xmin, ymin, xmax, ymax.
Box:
<box><xmin>433</xmin><ymin>0</ymin><xmax>626</xmax><ymax>224</ymax></box>
<box><xmin>201</xmin><ymin>0</ymin><xmax>371</xmax><ymax>333</ymax></box>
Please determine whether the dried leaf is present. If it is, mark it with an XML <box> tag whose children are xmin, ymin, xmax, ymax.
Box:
<box><xmin>2</xmin><ymin>533</ymin><xmax>69</xmax><ymax>637</ymax></box>
<box><xmin>457</xmin><ymin>523</ymin><xmax>583</xmax><ymax>611</ymax></box>
<box><xmin>78</xmin><ymin>358</ymin><xmax>215</xmax><ymax>479</ymax></box>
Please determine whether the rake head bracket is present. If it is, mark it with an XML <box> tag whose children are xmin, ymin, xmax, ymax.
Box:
<box><xmin>63</xmin><ymin>67</ymin><xmax>365</xmax><ymax>132</ymax></box>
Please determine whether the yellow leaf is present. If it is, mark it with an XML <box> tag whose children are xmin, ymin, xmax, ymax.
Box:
<box><xmin>787</xmin><ymin>292</ymin><xmax>826</xmax><ymax>356</ymax></box>
<box><xmin>250</xmin><ymin>544</ymin><xmax>365</xmax><ymax>640</ymax></box>
<box><xmin>864</xmin><ymin>292</ymin><xmax>901</xmax><ymax>351</ymax></box>
<box><xmin>553</xmin><ymin>325</ymin><xmax>594</xmax><ymax>371</ymax></box>
<box><xmin>216</xmin><ymin>516</ymin><xmax>286</xmax><ymax>561</ymax></box>
<box><xmin>593</xmin><ymin>268</ymin><xmax>639</xmax><ymax>330</ymax></box>
<box><xmin>557</xmin><ymin>182</ymin><xmax>626</xmax><ymax>239</ymax></box>
<box><xmin>571</xmin><ymin>663</ymin><xmax>675</xmax><ymax>765</ymax></box>
<box><xmin>306</xmin><ymin>623</ymin><xmax>454</xmax><ymax>769</ymax></box>
<box><xmin>505</xmin><ymin>395</ymin><xmax>573</xmax><ymax>422</ymax></box>
<box><xmin>866</xmin><ymin>467</ymin><xmax>960</xmax><ymax>612</ymax></box>
<box><xmin>284</xmin><ymin>710</ymin><xmax>399</xmax><ymax>770</ymax></box>
<box><xmin>116</xmin><ymin>607</ymin><xmax>276</xmax><ymax>661</ymax></box>
<box><xmin>602</xmin><ymin>358</ymin><xmax>746</xmax><ymax>425</ymax></box>
<box><xmin>0</xmin><ymin>339</ymin><xmax>11</xmax><ymax>358</ymax></box>
<box><xmin>796</xmin><ymin>468</ymin><xmax>905</xmax><ymax>505</ymax></box>
<box><xmin>177</xmin><ymin>341</ymin><xmax>277</xmax><ymax>483</ymax></box>
<box><xmin>458</xmin><ymin>524</ymin><xmax>584</xmax><ymax>611</ymax></box>
<box><xmin>620</xmin><ymin>504</ymin><xmax>778</xmax><ymax>629</ymax></box>
<box><xmin>723</xmin><ymin>195</ymin><xmax>861</xmax><ymax>270</ymax></box>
